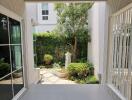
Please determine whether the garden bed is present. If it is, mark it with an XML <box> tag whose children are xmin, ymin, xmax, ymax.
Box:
<box><xmin>70</xmin><ymin>76</ymin><xmax>99</xmax><ymax>84</ymax></box>
<box><xmin>40</xmin><ymin>62</ymin><xmax>98</xmax><ymax>84</ymax></box>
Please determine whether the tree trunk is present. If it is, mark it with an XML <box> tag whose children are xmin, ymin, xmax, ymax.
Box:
<box><xmin>73</xmin><ymin>36</ymin><xmax>77</xmax><ymax>61</ymax></box>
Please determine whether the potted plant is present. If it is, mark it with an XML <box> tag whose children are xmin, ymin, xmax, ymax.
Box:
<box><xmin>12</xmin><ymin>69</ymin><xmax>22</xmax><ymax>78</ymax></box>
<box><xmin>44</xmin><ymin>54</ymin><xmax>53</xmax><ymax>65</ymax></box>
<box><xmin>53</xmin><ymin>68</ymin><xmax>68</xmax><ymax>78</ymax></box>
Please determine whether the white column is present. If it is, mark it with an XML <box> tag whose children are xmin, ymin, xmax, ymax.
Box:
<box><xmin>23</xmin><ymin>3</ymin><xmax>40</xmax><ymax>88</ymax></box>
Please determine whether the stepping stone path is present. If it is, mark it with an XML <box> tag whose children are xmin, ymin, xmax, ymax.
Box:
<box><xmin>40</xmin><ymin>68</ymin><xmax>76</xmax><ymax>84</ymax></box>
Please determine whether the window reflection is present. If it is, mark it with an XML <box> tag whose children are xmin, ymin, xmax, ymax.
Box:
<box><xmin>0</xmin><ymin>75</ymin><xmax>13</xmax><ymax>100</ymax></box>
<box><xmin>0</xmin><ymin>14</ymin><xmax>9</xmax><ymax>44</ymax></box>
<box><xmin>9</xmin><ymin>18</ymin><xmax>21</xmax><ymax>44</ymax></box>
<box><xmin>11</xmin><ymin>45</ymin><xmax>22</xmax><ymax>71</ymax></box>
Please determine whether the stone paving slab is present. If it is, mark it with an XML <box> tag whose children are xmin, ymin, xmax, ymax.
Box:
<box><xmin>40</xmin><ymin>68</ymin><xmax>76</xmax><ymax>84</ymax></box>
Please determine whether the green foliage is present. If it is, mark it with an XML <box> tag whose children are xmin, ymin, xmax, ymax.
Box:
<box><xmin>73</xmin><ymin>76</ymin><xmax>99</xmax><ymax>84</ymax></box>
<box><xmin>34</xmin><ymin>32</ymin><xmax>67</xmax><ymax>65</ymax></box>
<box><xmin>0</xmin><ymin>58</ymin><xmax>10</xmax><ymax>77</ymax></box>
<box><xmin>76</xmin><ymin>57</ymin><xmax>87</xmax><ymax>63</ymax></box>
<box><xmin>67</xmin><ymin>63</ymin><xmax>89</xmax><ymax>79</ymax></box>
<box><xmin>34</xmin><ymin>31</ymin><xmax>88</xmax><ymax>66</ymax></box>
<box><xmin>34</xmin><ymin>3</ymin><xmax>93</xmax><ymax>65</ymax></box>
<box><xmin>54</xmin><ymin>3</ymin><xmax>93</xmax><ymax>60</ymax></box>
<box><xmin>87</xmin><ymin>62</ymin><xmax>94</xmax><ymax>75</ymax></box>
<box><xmin>86</xmin><ymin>76</ymin><xmax>99</xmax><ymax>84</ymax></box>
<box><xmin>44</xmin><ymin>54</ymin><xmax>53</xmax><ymax>65</ymax></box>
<box><xmin>67</xmin><ymin>62</ymin><xmax>96</xmax><ymax>84</ymax></box>
<box><xmin>54</xmin><ymin>3</ymin><xmax>93</xmax><ymax>36</ymax></box>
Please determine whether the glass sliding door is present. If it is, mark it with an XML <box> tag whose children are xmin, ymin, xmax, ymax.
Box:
<box><xmin>0</xmin><ymin>13</ymin><xmax>24</xmax><ymax>100</ymax></box>
<box><xmin>9</xmin><ymin>17</ymin><xmax>24</xmax><ymax>97</ymax></box>
<box><xmin>0</xmin><ymin>13</ymin><xmax>13</xmax><ymax>100</ymax></box>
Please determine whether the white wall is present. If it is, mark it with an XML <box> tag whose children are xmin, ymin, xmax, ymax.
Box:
<box><xmin>37</xmin><ymin>3</ymin><xmax>57</xmax><ymax>25</ymax></box>
<box><xmin>37</xmin><ymin>3</ymin><xmax>57</xmax><ymax>33</ymax></box>
<box><xmin>35</xmin><ymin>24</ymin><xmax>56</xmax><ymax>32</ymax></box>
<box><xmin>27</xmin><ymin>3</ymin><xmax>57</xmax><ymax>33</ymax></box>
<box><xmin>25</xmin><ymin>3</ymin><xmax>38</xmax><ymax>21</ymax></box>
<box><xmin>88</xmin><ymin>2</ymin><xmax>108</xmax><ymax>81</ymax></box>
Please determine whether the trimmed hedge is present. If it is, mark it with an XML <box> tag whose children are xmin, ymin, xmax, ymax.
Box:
<box><xmin>34</xmin><ymin>32</ymin><xmax>67</xmax><ymax>65</ymax></box>
<box><xmin>34</xmin><ymin>32</ymin><xmax>88</xmax><ymax>66</ymax></box>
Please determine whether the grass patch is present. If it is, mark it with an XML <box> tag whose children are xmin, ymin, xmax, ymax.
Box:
<box><xmin>70</xmin><ymin>76</ymin><xmax>99</xmax><ymax>84</ymax></box>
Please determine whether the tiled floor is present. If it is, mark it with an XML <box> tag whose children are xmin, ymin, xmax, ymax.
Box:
<box><xmin>40</xmin><ymin>68</ymin><xmax>76</xmax><ymax>84</ymax></box>
<box><xmin>20</xmin><ymin>85</ymin><xmax>121</xmax><ymax>100</ymax></box>
<box><xmin>20</xmin><ymin>69</ymin><xmax>121</xmax><ymax>100</ymax></box>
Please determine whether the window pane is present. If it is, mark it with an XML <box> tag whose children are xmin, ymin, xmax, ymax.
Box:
<box><xmin>42</xmin><ymin>10</ymin><xmax>49</xmax><ymax>15</ymax></box>
<box><xmin>0</xmin><ymin>46</ymin><xmax>11</xmax><ymax>78</ymax></box>
<box><xmin>42</xmin><ymin>10</ymin><xmax>46</xmax><ymax>15</ymax></box>
<box><xmin>9</xmin><ymin>18</ymin><xmax>21</xmax><ymax>44</ymax></box>
<box><xmin>0</xmin><ymin>75</ymin><xmax>13</xmax><ymax>100</ymax></box>
<box><xmin>0</xmin><ymin>13</ymin><xmax>9</xmax><ymax>44</ymax></box>
<box><xmin>42</xmin><ymin>3</ymin><xmax>48</xmax><ymax>10</ymax></box>
<box><xmin>12</xmin><ymin>69</ymin><xmax>24</xmax><ymax>95</ymax></box>
<box><xmin>11</xmin><ymin>45</ymin><xmax>22</xmax><ymax>71</ymax></box>
<box><xmin>42</xmin><ymin>16</ymin><xmax>48</xmax><ymax>20</ymax></box>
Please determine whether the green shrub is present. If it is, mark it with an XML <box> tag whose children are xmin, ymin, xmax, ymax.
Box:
<box><xmin>67</xmin><ymin>63</ymin><xmax>89</xmax><ymax>79</ymax></box>
<box><xmin>87</xmin><ymin>62</ymin><xmax>94</xmax><ymax>75</ymax></box>
<box><xmin>73</xmin><ymin>76</ymin><xmax>99</xmax><ymax>84</ymax></box>
<box><xmin>0</xmin><ymin>58</ymin><xmax>10</xmax><ymax>77</ymax></box>
<box><xmin>76</xmin><ymin>58</ymin><xmax>87</xmax><ymax>63</ymax></box>
<box><xmin>44</xmin><ymin>54</ymin><xmax>53</xmax><ymax>65</ymax></box>
<box><xmin>86</xmin><ymin>76</ymin><xmax>99</xmax><ymax>84</ymax></box>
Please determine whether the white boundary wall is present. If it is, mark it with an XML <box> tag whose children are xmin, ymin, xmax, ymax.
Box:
<box><xmin>88</xmin><ymin>2</ymin><xmax>108</xmax><ymax>81</ymax></box>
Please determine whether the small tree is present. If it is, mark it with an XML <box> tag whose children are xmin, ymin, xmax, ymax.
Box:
<box><xmin>54</xmin><ymin>3</ymin><xmax>92</xmax><ymax>61</ymax></box>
